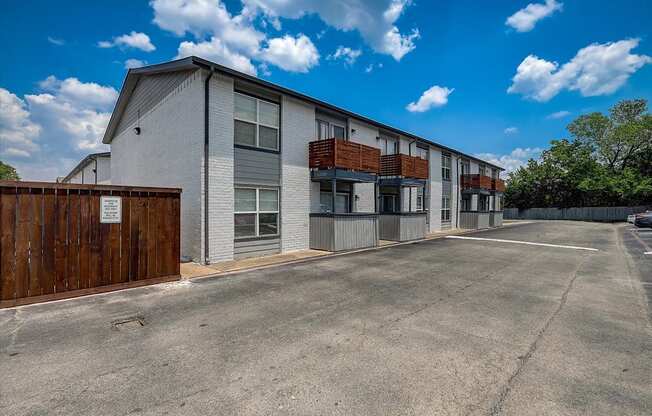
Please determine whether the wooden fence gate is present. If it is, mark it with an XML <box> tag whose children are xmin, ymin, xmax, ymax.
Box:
<box><xmin>0</xmin><ymin>181</ymin><xmax>181</xmax><ymax>308</ymax></box>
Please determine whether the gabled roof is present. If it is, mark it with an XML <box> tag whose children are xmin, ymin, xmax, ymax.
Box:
<box><xmin>102</xmin><ymin>56</ymin><xmax>504</xmax><ymax>171</ymax></box>
<box><xmin>63</xmin><ymin>152</ymin><xmax>110</xmax><ymax>183</ymax></box>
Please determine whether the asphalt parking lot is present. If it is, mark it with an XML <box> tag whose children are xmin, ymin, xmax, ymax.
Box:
<box><xmin>1</xmin><ymin>221</ymin><xmax>650</xmax><ymax>415</ymax></box>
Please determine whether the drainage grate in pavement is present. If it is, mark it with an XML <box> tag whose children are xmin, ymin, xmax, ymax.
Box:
<box><xmin>111</xmin><ymin>317</ymin><xmax>146</xmax><ymax>331</ymax></box>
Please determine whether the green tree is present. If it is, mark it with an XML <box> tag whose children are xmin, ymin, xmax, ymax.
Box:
<box><xmin>0</xmin><ymin>161</ymin><xmax>20</xmax><ymax>181</ymax></box>
<box><xmin>505</xmin><ymin>99</ymin><xmax>652</xmax><ymax>209</ymax></box>
<box><xmin>568</xmin><ymin>99</ymin><xmax>652</xmax><ymax>172</ymax></box>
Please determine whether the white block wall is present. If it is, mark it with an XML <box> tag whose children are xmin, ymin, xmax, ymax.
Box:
<box><xmin>110</xmin><ymin>70</ymin><xmax>203</xmax><ymax>262</ymax></box>
<box><xmin>206</xmin><ymin>73</ymin><xmax>235</xmax><ymax>262</ymax></box>
<box><xmin>281</xmin><ymin>96</ymin><xmax>315</xmax><ymax>252</ymax></box>
<box><xmin>429</xmin><ymin>147</ymin><xmax>443</xmax><ymax>232</ymax></box>
<box><xmin>450</xmin><ymin>154</ymin><xmax>460</xmax><ymax>228</ymax></box>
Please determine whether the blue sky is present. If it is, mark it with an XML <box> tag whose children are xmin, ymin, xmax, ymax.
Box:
<box><xmin>1</xmin><ymin>0</ymin><xmax>651</xmax><ymax>180</ymax></box>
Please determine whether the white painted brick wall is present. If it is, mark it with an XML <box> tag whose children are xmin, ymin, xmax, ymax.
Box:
<box><xmin>206</xmin><ymin>73</ymin><xmax>235</xmax><ymax>262</ymax></box>
<box><xmin>281</xmin><ymin>96</ymin><xmax>315</xmax><ymax>252</ymax></box>
<box><xmin>110</xmin><ymin>70</ymin><xmax>203</xmax><ymax>262</ymax></box>
<box><xmin>429</xmin><ymin>147</ymin><xmax>443</xmax><ymax>232</ymax></box>
<box><xmin>450</xmin><ymin>154</ymin><xmax>460</xmax><ymax>228</ymax></box>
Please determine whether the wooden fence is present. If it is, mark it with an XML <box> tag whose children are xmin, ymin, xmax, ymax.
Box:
<box><xmin>503</xmin><ymin>205</ymin><xmax>651</xmax><ymax>222</ymax></box>
<box><xmin>0</xmin><ymin>181</ymin><xmax>181</xmax><ymax>308</ymax></box>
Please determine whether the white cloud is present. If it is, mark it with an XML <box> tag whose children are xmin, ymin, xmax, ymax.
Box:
<box><xmin>260</xmin><ymin>34</ymin><xmax>320</xmax><ymax>73</ymax></box>
<box><xmin>506</xmin><ymin>0</ymin><xmax>563</xmax><ymax>32</ymax></box>
<box><xmin>39</xmin><ymin>76</ymin><xmax>117</xmax><ymax>110</ymax></box>
<box><xmin>365</xmin><ymin>62</ymin><xmax>383</xmax><ymax>73</ymax></box>
<box><xmin>98</xmin><ymin>31</ymin><xmax>156</xmax><ymax>52</ymax></box>
<box><xmin>327</xmin><ymin>46</ymin><xmax>362</xmax><ymax>66</ymax></box>
<box><xmin>124</xmin><ymin>59</ymin><xmax>148</xmax><ymax>69</ymax></box>
<box><xmin>474</xmin><ymin>147</ymin><xmax>543</xmax><ymax>173</ymax></box>
<box><xmin>177</xmin><ymin>37</ymin><xmax>258</xmax><ymax>75</ymax></box>
<box><xmin>242</xmin><ymin>0</ymin><xmax>420</xmax><ymax>60</ymax></box>
<box><xmin>0</xmin><ymin>77</ymin><xmax>117</xmax><ymax>180</ymax></box>
<box><xmin>546</xmin><ymin>110</ymin><xmax>571</xmax><ymax>119</ymax></box>
<box><xmin>153</xmin><ymin>0</ymin><xmax>319</xmax><ymax>74</ymax></box>
<box><xmin>504</xmin><ymin>126</ymin><xmax>519</xmax><ymax>134</ymax></box>
<box><xmin>508</xmin><ymin>39</ymin><xmax>651</xmax><ymax>102</ymax></box>
<box><xmin>47</xmin><ymin>36</ymin><xmax>65</xmax><ymax>46</ymax></box>
<box><xmin>0</xmin><ymin>88</ymin><xmax>41</xmax><ymax>157</ymax></box>
<box><xmin>406</xmin><ymin>85</ymin><xmax>454</xmax><ymax>112</ymax></box>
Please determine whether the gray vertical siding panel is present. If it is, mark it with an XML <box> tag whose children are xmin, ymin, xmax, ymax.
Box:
<box><xmin>459</xmin><ymin>212</ymin><xmax>478</xmax><ymax>229</ymax></box>
<box><xmin>310</xmin><ymin>215</ymin><xmax>378</xmax><ymax>251</ymax></box>
<box><xmin>234</xmin><ymin>237</ymin><xmax>281</xmax><ymax>259</ymax></box>
<box><xmin>379</xmin><ymin>214</ymin><xmax>426</xmax><ymax>241</ymax></box>
<box><xmin>334</xmin><ymin>216</ymin><xmax>378</xmax><ymax>251</ymax></box>
<box><xmin>477</xmin><ymin>213</ymin><xmax>490</xmax><ymax>229</ymax></box>
<box><xmin>234</xmin><ymin>147</ymin><xmax>280</xmax><ymax>186</ymax></box>
<box><xmin>310</xmin><ymin>216</ymin><xmax>334</xmax><ymax>251</ymax></box>
<box><xmin>399</xmin><ymin>215</ymin><xmax>427</xmax><ymax>241</ymax></box>
<box><xmin>116</xmin><ymin>70</ymin><xmax>196</xmax><ymax>136</ymax></box>
<box><xmin>379</xmin><ymin>215</ymin><xmax>400</xmax><ymax>241</ymax></box>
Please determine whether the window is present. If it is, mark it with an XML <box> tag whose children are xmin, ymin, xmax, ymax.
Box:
<box><xmin>316</xmin><ymin>119</ymin><xmax>346</xmax><ymax>140</ymax></box>
<box><xmin>380</xmin><ymin>136</ymin><xmax>398</xmax><ymax>155</ymax></box>
<box><xmin>332</xmin><ymin>124</ymin><xmax>346</xmax><ymax>139</ymax></box>
<box><xmin>491</xmin><ymin>168</ymin><xmax>499</xmax><ymax>180</ymax></box>
<box><xmin>234</xmin><ymin>93</ymin><xmax>279</xmax><ymax>150</ymax></box>
<box><xmin>320</xmin><ymin>192</ymin><xmax>350</xmax><ymax>213</ymax></box>
<box><xmin>461</xmin><ymin>194</ymin><xmax>471</xmax><ymax>211</ymax></box>
<box><xmin>495</xmin><ymin>195</ymin><xmax>503</xmax><ymax>211</ymax></box>
<box><xmin>316</xmin><ymin>120</ymin><xmax>329</xmax><ymax>140</ymax></box>
<box><xmin>416</xmin><ymin>188</ymin><xmax>424</xmax><ymax>211</ymax></box>
<box><xmin>479</xmin><ymin>164</ymin><xmax>487</xmax><ymax>177</ymax></box>
<box><xmin>441</xmin><ymin>195</ymin><xmax>451</xmax><ymax>222</ymax></box>
<box><xmin>442</xmin><ymin>154</ymin><xmax>451</xmax><ymax>181</ymax></box>
<box><xmin>234</xmin><ymin>187</ymin><xmax>279</xmax><ymax>238</ymax></box>
<box><xmin>382</xmin><ymin>194</ymin><xmax>397</xmax><ymax>213</ymax></box>
<box><xmin>461</xmin><ymin>159</ymin><xmax>470</xmax><ymax>175</ymax></box>
<box><xmin>478</xmin><ymin>195</ymin><xmax>489</xmax><ymax>212</ymax></box>
<box><xmin>416</xmin><ymin>146</ymin><xmax>428</xmax><ymax>160</ymax></box>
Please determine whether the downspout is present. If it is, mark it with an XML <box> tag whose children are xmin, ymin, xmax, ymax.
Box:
<box><xmin>204</xmin><ymin>67</ymin><xmax>215</xmax><ymax>265</ymax></box>
<box><xmin>94</xmin><ymin>158</ymin><xmax>98</xmax><ymax>184</ymax></box>
<box><xmin>456</xmin><ymin>156</ymin><xmax>460</xmax><ymax>229</ymax></box>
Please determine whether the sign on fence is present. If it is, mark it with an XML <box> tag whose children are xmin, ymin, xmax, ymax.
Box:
<box><xmin>100</xmin><ymin>196</ymin><xmax>122</xmax><ymax>223</ymax></box>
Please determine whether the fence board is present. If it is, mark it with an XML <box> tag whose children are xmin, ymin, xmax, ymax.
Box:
<box><xmin>0</xmin><ymin>188</ymin><xmax>16</xmax><ymax>300</ymax></box>
<box><xmin>0</xmin><ymin>181</ymin><xmax>181</xmax><ymax>308</ymax></box>
<box><xmin>29</xmin><ymin>189</ymin><xmax>43</xmax><ymax>296</ymax></box>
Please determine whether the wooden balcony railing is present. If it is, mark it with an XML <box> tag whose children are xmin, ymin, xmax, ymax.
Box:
<box><xmin>309</xmin><ymin>138</ymin><xmax>380</xmax><ymax>174</ymax></box>
<box><xmin>460</xmin><ymin>174</ymin><xmax>493</xmax><ymax>190</ymax></box>
<box><xmin>380</xmin><ymin>154</ymin><xmax>429</xmax><ymax>179</ymax></box>
<box><xmin>492</xmin><ymin>178</ymin><xmax>505</xmax><ymax>192</ymax></box>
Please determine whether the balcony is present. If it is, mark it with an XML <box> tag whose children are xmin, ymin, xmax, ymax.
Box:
<box><xmin>492</xmin><ymin>178</ymin><xmax>505</xmax><ymax>192</ymax></box>
<box><xmin>309</xmin><ymin>138</ymin><xmax>380</xmax><ymax>174</ymax></box>
<box><xmin>460</xmin><ymin>174</ymin><xmax>492</xmax><ymax>190</ymax></box>
<box><xmin>380</xmin><ymin>154</ymin><xmax>429</xmax><ymax>179</ymax></box>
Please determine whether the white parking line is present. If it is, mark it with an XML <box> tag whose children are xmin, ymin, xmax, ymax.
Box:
<box><xmin>645</xmin><ymin>252</ymin><xmax>652</xmax><ymax>255</ymax></box>
<box><xmin>446</xmin><ymin>236</ymin><xmax>599</xmax><ymax>252</ymax></box>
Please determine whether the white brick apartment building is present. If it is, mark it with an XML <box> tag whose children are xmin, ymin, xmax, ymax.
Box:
<box><xmin>61</xmin><ymin>152</ymin><xmax>111</xmax><ymax>185</ymax></box>
<box><xmin>101</xmin><ymin>57</ymin><xmax>504</xmax><ymax>264</ymax></box>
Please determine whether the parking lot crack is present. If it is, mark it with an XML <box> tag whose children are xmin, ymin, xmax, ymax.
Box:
<box><xmin>486</xmin><ymin>254</ymin><xmax>591</xmax><ymax>416</ymax></box>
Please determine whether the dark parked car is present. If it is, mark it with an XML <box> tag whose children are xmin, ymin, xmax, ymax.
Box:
<box><xmin>634</xmin><ymin>212</ymin><xmax>652</xmax><ymax>228</ymax></box>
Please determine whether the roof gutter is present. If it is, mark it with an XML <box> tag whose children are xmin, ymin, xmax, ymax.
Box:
<box><xmin>204</xmin><ymin>67</ymin><xmax>215</xmax><ymax>265</ymax></box>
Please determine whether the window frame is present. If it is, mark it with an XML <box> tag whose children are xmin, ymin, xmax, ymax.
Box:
<box><xmin>319</xmin><ymin>191</ymin><xmax>351</xmax><ymax>213</ymax></box>
<box><xmin>234</xmin><ymin>92</ymin><xmax>280</xmax><ymax>151</ymax></box>
<box><xmin>442</xmin><ymin>153</ymin><xmax>452</xmax><ymax>181</ymax></box>
<box><xmin>234</xmin><ymin>187</ymin><xmax>280</xmax><ymax>239</ymax></box>
<box><xmin>441</xmin><ymin>195</ymin><xmax>451</xmax><ymax>222</ymax></box>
